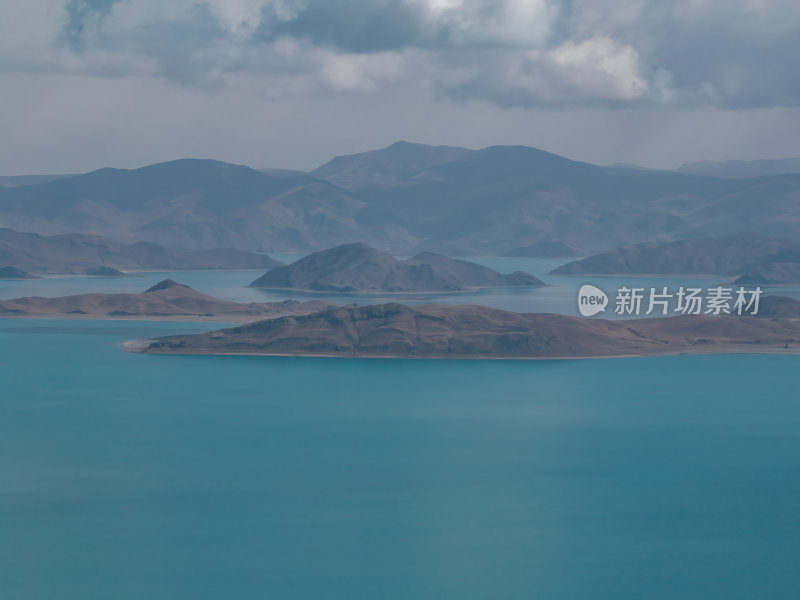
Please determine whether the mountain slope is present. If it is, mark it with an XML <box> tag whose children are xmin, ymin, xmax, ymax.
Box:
<box><xmin>0</xmin><ymin>159</ymin><xmax>399</xmax><ymax>252</ymax></box>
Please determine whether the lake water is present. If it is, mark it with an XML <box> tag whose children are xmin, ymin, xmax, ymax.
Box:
<box><xmin>2</xmin><ymin>256</ymin><xmax>798</xmax><ymax>317</ymax></box>
<box><xmin>2</xmin><ymin>318</ymin><xmax>800</xmax><ymax>599</ymax></box>
<box><xmin>2</xmin><ymin>260</ymin><xmax>800</xmax><ymax>598</ymax></box>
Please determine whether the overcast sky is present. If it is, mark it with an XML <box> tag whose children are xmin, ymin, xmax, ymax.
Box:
<box><xmin>1</xmin><ymin>0</ymin><xmax>799</xmax><ymax>174</ymax></box>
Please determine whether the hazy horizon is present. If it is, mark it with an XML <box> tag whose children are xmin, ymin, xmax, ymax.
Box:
<box><xmin>3</xmin><ymin>139</ymin><xmax>800</xmax><ymax>178</ymax></box>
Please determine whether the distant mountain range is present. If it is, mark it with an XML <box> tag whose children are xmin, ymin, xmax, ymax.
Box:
<box><xmin>249</xmin><ymin>242</ymin><xmax>542</xmax><ymax>292</ymax></box>
<box><xmin>676</xmin><ymin>158</ymin><xmax>800</xmax><ymax>178</ymax></box>
<box><xmin>0</xmin><ymin>266</ymin><xmax>39</xmax><ymax>279</ymax></box>
<box><xmin>735</xmin><ymin>263</ymin><xmax>800</xmax><ymax>285</ymax></box>
<box><xmin>549</xmin><ymin>233</ymin><xmax>800</xmax><ymax>285</ymax></box>
<box><xmin>0</xmin><ymin>228</ymin><xmax>282</xmax><ymax>274</ymax></box>
<box><xmin>3</xmin><ymin>142</ymin><xmax>800</xmax><ymax>255</ymax></box>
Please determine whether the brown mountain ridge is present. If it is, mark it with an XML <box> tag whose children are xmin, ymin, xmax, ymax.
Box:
<box><xmin>138</xmin><ymin>301</ymin><xmax>800</xmax><ymax>359</ymax></box>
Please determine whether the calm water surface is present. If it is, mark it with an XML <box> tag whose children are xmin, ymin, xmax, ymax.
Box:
<box><xmin>1</xmin><ymin>319</ymin><xmax>800</xmax><ymax>598</ymax></box>
<box><xmin>2</xmin><ymin>256</ymin><xmax>796</xmax><ymax>316</ymax></box>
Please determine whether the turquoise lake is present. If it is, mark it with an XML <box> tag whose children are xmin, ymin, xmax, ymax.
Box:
<box><xmin>2</xmin><ymin>261</ymin><xmax>800</xmax><ymax>598</ymax></box>
<box><xmin>2</xmin><ymin>318</ymin><xmax>800</xmax><ymax>599</ymax></box>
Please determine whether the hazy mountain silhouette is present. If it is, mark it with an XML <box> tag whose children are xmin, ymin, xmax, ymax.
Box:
<box><xmin>551</xmin><ymin>234</ymin><xmax>800</xmax><ymax>276</ymax></box>
<box><xmin>311</xmin><ymin>140</ymin><xmax>474</xmax><ymax>188</ymax></box>
<box><xmin>0</xmin><ymin>279</ymin><xmax>332</xmax><ymax>319</ymax></box>
<box><xmin>3</xmin><ymin>144</ymin><xmax>800</xmax><ymax>255</ymax></box>
<box><xmin>0</xmin><ymin>266</ymin><xmax>39</xmax><ymax>279</ymax></box>
<box><xmin>677</xmin><ymin>158</ymin><xmax>800</xmax><ymax>178</ymax></box>
<box><xmin>0</xmin><ymin>228</ymin><xmax>282</xmax><ymax>274</ymax></box>
<box><xmin>0</xmin><ymin>174</ymin><xmax>75</xmax><ymax>188</ymax></box>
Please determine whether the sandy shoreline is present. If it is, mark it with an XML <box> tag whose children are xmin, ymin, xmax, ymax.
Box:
<box><xmin>548</xmin><ymin>272</ymin><xmax>738</xmax><ymax>280</ymax></box>
<box><xmin>0</xmin><ymin>314</ymin><xmax>255</xmax><ymax>323</ymax></box>
<box><xmin>7</xmin><ymin>268</ymin><xmax>268</xmax><ymax>278</ymax></box>
<box><xmin>244</xmin><ymin>285</ymin><xmax>548</xmax><ymax>295</ymax></box>
<box><xmin>127</xmin><ymin>342</ymin><xmax>800</xmax><ymax>361</ymax></box>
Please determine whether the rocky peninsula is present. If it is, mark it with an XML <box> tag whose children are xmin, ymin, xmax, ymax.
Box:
<box><xmin>136</xmin><ymin>301</ymin><xmax>800</xmax><ymax>359</ymax></box>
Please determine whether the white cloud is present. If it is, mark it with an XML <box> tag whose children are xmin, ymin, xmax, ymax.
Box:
<box><xmin>0</xmin><ymin>0</ymin><xmax>67</xmax><ymax>71</ymax></box>
<box><xmin>413</xmin><ymin>0</ymin><xmax>559</xmax><ymax>46</ymax></box>
<box><xmin>319</xmin><ymin>50</ymin><xmax>418</xmax><ymax>93</ymax></box>
<box><xmin>435</xmin><ymin>36</ymin><xmax>655</xmax><ymax>107</ymax></box>
<box><xmin>3</xmin><ymin>0</ymin><xmax>797</xmax><ymax>110</ymax></box>
<box><xmin>541</xmin><ymin>37</ymin><xmax>649</xmax><ymax>101</ymax></box>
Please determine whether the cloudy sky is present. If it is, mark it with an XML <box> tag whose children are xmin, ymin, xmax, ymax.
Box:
<box><xmin>1</xmin><ymin>0</ymin><xmax>799</xmax><ymax>174</ymax></box>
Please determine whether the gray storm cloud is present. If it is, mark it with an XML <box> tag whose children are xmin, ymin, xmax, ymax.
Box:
<box><xmin>7</xmin><ymin>0</ymin><xmax>796</xmax><ymax>109</ymax></box>
<box><xmin>0</xmin><ymin>0</ymin><xmax>798</xmax><ymax>175</ymax></box>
